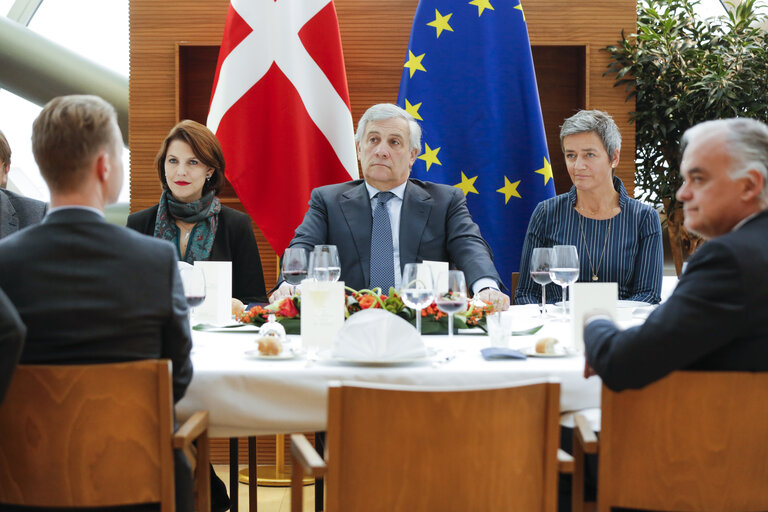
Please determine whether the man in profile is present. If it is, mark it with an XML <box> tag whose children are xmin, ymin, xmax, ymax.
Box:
<box><xmin>272</xmin><ymin>103</ymin><xmax>510</xmax><ymax>309</ymax></box>
<box><xmin>0</xmin><ymin>95</ymin><xmax>194</xmax><ymax>511</ymax></box>
<box><xmin>584</xmin><ymin>117</ymin><xmax>768</xmax><ymax>390</ymax></box>
<box><xmin>0</xmin><ymin>129</ymin><xmax>47</xmax><ymax>238</ymax></box>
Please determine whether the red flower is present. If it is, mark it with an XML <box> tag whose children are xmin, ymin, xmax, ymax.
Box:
<box><xmin>277</xmin><ymin>298</ymin><xmax>299</xmax><ymax>318</ymax></box>
<box><xmin>358</xmin><ymin>295</ymin><xmax>380</xmax><ymax>309</ymax></box>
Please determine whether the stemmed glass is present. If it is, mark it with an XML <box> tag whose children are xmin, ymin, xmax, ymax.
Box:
<box><xmin>178</xmin><ymin>264</ymin><xmax>206</xmax><ymax>319</ymax></box>
<box><xmin>310</xmin><ymin>245</ymin><xmax>340</xmax><ymax>282</ymax></box>
<box><xmin>549</xmin><ymin>245</ymin><xmax>579</xmax><ymax>318</ymax></box>
<box><xmin>282</xmin><ymin>248</ymin><xmax>308</xmax><ymax>285</ymax></box>
<box><xmin>530</xmin><ymin>248</ymin><xmax>554</xmax><ymax>318</ymax></box>
<box><xmin>435</xmin><ymin>270</ymin><xmax>467</xmax><ymax>339</ymax></box>
<box><xmin>401</xmin><ymin>263</ymin><xmax>435</xmax><ymax>335</ymax></box>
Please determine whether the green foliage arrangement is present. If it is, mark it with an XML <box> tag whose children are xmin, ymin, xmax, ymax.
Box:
<box><xmin>603</xmin><ymin>0</ymin><xmax>768</xmax><ymax>270</ymax></box>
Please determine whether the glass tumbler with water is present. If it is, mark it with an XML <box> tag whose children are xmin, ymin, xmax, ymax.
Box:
<box><xmin>549</xmin><ymin>245</ymin><xmax>579</xmax><ymax>318</ymax></box>
<box><xmin>401</xmin><ymin>263</ymin><xmax>435</xmax><ymax>335</ymax></box>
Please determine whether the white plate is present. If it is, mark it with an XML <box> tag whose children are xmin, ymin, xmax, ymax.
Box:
<box><xmin>319</xmin><ymin>348</ymin><xmax>437</xmax><ymax>367</ymax></box>
<box><xmin>521</xmin><ymin>346</ymin><xmax>574</xmax><ymax>358</ymax></box>
<box><xmin>245</xmin><ymin>347</ymin><xmax>303</xmax><ymax>360</ymax></box>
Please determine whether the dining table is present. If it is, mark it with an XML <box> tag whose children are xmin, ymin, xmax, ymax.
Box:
<box><xmin>176</xmin><ymin>302</ymin><xmax>652</xmax><ymax>511</ymax></box>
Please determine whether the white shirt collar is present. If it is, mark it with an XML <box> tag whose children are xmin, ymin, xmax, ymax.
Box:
<box><xmin>732</xmin><ymin>211</ymin><xmax>761</xmax><ymax>232</ymax></box>
<box><xmin>365</xmin><ymin>181</ymin><xmax>407</xmax><ymax>201</ymax></box>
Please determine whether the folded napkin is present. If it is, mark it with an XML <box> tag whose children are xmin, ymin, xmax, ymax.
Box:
<box><xmin>480</xmin><ymin>347</ymin><xmax>527</xmax><ymax>360</ymax></box>
<box><xmin>332</xmin><ymin>309</ymin><xmax>427</xmax><ymax>361</ymax></box>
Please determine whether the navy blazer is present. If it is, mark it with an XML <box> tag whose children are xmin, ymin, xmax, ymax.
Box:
<box><xmin>289</xmin><ymin>178</ymin><xmax>502</xmax><ymax>291</ymax></box>
<box><xmin>0</xmin><ymin>188</ymin><xmax>47</xmax><ymax>239</ymax></box>
<box><xmin>585</xmin><ymin>209</ymin><xmax>768</xmax><ymax>391</ymax></box>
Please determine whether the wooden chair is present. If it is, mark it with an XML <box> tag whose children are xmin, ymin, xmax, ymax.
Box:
<box><xmin>573</xmin><ymin>371</ymin><xmax>768</xmax><ymax>512</ymax></box>
<box><xmin>291</xmin><ymin>379</ymin><xmax>562</xmax><ymax>512</ymax></box>
<box><xmin>511</xmin><ymin>271</ymin><xmax>520</xmax><ymax>304</ymax></box>
<box><xmin>0</xmin><ymin>360</ymin><xmax>210</xmax><ymax>512</ymax></box>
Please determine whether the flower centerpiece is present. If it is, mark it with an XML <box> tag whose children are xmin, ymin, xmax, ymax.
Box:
<box><xmin>236</xmin><ymin>286</ymin><xmax>495</xmax><ymax>335</ymax></box>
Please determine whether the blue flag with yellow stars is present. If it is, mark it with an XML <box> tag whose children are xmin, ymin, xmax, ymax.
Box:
<box><xmin>397</xmin><ymin>0</ymin><xmax>554</xmax><ymax>290</ymax></box>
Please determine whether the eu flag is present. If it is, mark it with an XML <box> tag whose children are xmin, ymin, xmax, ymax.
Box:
<box><xmin>397</xmin><ymin>0</ymin><xmax>554</xmax><ymax>290</ymax></box>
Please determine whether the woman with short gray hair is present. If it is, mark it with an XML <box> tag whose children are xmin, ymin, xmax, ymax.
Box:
<box><xmin>515</xmin><ymin>110</ymin><xmax>663</xmax><ymax>305</ymax></box>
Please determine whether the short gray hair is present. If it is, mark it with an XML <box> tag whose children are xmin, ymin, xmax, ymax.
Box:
<box><xmin>560</xmin><ymin>110</ymin><xmax>621</xmax><ymax>160</ymax></box>
<box><xmin>682</xmin><ymin>117</ymin><xmax>768</xmax><ymax>205</ymax></box>
<box><xmin>355</xmin><ymin>103</ymin><xmax>422</xmax><ymax>155</ymax></box>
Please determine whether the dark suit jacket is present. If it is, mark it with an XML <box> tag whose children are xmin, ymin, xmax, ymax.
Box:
<box><xmin>0</xmin><ymin>286</ymin><xmax>24</xmax><ymax>404</ymax></box>
<box><xmin>584</xmin><ymin>209</ymin><xmax>768</xmax><ymax>391</ymax></box>
<box><xmin>0</xmin><ymin>208</ymin><xmax>193</xmax><ymax>402</ymax></box>
<box><xmin>0</xmin><ymin>188</ymin><xmax>47</xmax><ymax>239</ymax></box>
<box><xmin>127</xmin><ymin>204</ymin><xmax>267</xmax><ymax>304</ymax></box>
<box><xmin>289</xmin><ymin>179</ymin><xmax>501</xmax><ymax>290</ymax></box>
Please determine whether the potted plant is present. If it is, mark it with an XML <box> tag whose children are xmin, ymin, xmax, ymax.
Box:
<box><xmin>604</xmin><ymin>0</ymin><xmax>768</xmax><ymax>274</ymax></box>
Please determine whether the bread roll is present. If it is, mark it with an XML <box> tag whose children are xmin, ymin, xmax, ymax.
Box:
<box><xmin>535</xmin><ymin>337</ymin><xmax>559</xmax><ymax>354</ymax></box>
<box><xmin>257</xmin><ymin>335</ymin><xmax>283</xmax><ymax>356</ymax></box>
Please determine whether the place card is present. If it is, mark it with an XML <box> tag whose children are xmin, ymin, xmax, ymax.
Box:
<box><xmin>423</xmin><ymin>260</ymin><xmax>449</xmax><ymax>293</ymax></box>
<box><xmin>570</xmin><ymin>282</ymin><xmax>617</xmax><ymax>353</ymax></box>
<box><xmin>300</xmin><ymin>279</ymin><xmax>345</xmax><ymax>352</ymax></box>
<box><xmin>193</xmin><ymin>261</ymin><xmax>232</xmax><ymax>326</ymax></box>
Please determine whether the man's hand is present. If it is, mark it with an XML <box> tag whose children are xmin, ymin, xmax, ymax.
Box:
<box><xmin>584</xmin><ymin>361</ymin><xmax>596</xmax><ymax>379</ymax></box>
<box><xmin>475</xmin><ymin>289</ymin><xmax>510</xmax><ymax>311</ymax></box>
<box><xmin>269</xmin><ymin>282</ymin><xmax>296</xmax><ymax>304</ymax></box>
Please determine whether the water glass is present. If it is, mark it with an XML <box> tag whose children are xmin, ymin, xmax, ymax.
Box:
<box><xmin>530</xmin><ymin>247</ymin><xmax>554</xmax><ymax>318</ymax></box>
<box><xmin>549</xmin><ymin>245</ymin><xmax>579</xmax><ymax>318</ymax></box>
<box><xmin>435</xmin><ymin>270</ymin><xmax>467</xmax><ymax>339</ymax></box>
<box><xmin>310</xmin><ymin>245</ymin><xmax>340</xmax><ymax>282</ymax></box>
<box><xmin>486</xmin><ymin>312</ymin><xmax>514</xmax><ymax>348</ymax></box>
<box><xmin>401</xmin><ymin>263</ymin><xmax>434</xmax><ymax>335</ymax></box>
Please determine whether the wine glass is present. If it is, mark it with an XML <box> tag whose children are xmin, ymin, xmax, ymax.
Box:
<box><xmin>549</xmin><ymin>245</ymin><xmax>579</xmax><ymax>318</ymax></box>
<box><xmin>310</xmin><ymin>245</ymin><xmax>340</xmax><ymax>282</ymax></box>
<box><xmin>401</xmin><ymin>263</ymin><xmax>435</xmax><ymax>335</ymax></box>
<box><xmin>435</xmin><ymin>270</ymin><xmax>467</xmax><ymax>339</ymax></box>
<box><xmin>178</xmin><ymin>265</ymin><xmax>206</xmax><ymax>319</ymax></box>
<box><xmin>530</xmin><ymin>247</ymin><xmax>554</xmax><ymax>318</ymax></box>
<box><xmin>282</xmin><ymin>247</ymin><xmax>308</xmax><ymax>285</ymax></box>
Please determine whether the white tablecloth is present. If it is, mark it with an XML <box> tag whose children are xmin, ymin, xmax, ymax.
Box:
<box><xmin>177</xmin><ymin>305</ymin><xmax>606</xmax><ymax>438</ymax></box>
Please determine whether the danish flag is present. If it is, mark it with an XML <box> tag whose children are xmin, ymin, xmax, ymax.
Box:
<box><xmin>208</xmin><ymin>0</ymin><xmax>358</xmax><ymax>255</ymax></box>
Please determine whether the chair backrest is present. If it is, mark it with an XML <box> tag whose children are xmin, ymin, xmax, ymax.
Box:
<box><xmin>0</xmin><ymin>360</ymin><xmax>176</xmax><ymax>510</ymax></box>
<box><xmin>598</xmin><ymin>371</ymin><xmax>768</xmax><ymax>512</ymax></box>
<box><xmin>511</xmin><ymin>271</ymin><xmax>520</xmax><ymax>303</ymax></box>
<box><xmin>325</xmin><ymin>379</ymin><xmax>561</xmax><ymax>512</ymax></box>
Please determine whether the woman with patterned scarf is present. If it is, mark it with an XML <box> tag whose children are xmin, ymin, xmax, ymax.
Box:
<box><xmin>128</xmin><ymin>120</ymin><xmax>267</xmax><ymax>307</ymax></box>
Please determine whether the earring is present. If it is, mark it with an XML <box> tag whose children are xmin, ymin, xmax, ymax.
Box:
<box><xmin>206</xmin><ymin>175</ymin><xmax>212</xmax><ymax>181</ymax></box>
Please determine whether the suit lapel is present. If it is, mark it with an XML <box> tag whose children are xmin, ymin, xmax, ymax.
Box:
<box><xmin>399</xmin><ymin>180</ymin><xmax>432</xmax><ymax>272</ymax></box>
<box><xmin>340</xmin><ymin>183</ymin><xmax>373</xmax><ymax>287</ymax></box>
<box><xmin>0</xmin><ymin>192</ymin><xmax>18</xmax><ymax>238</ymax></box>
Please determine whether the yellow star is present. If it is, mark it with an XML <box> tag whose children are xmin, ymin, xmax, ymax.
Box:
<box><xmin>515</xmin><ymin>3</ymin><xmax>526</xmax><ymax>21</ymax></box>
<box><xmin>454</xmin><ymin>172</ymin><xmax>479</xmax><ymax>196</ymax></box>
<box><xmin>426</xmin><ymin>9</ymin><xmax>454</xmax><ymax>38</ymax></box>
<box><xmin>404</xmin><ymin>50</ymin><xmax>426</xmax><ymax>78</ymax></box>
<box><xmin>468</xmin><ymin>0</ymin><xmax>494</xmax><ymax>16</ymax></box>
<box><xmin>534</xmin><ymin>157</ymin><xmax>553</xmax><ymax>185</ymax></box>
<box><xmin>405</xmin><ymin>99</ymin><xmax>423</xmax><ymax>121</ymax></box>
<box><xmin>418</xmin><ymin>143</ymin><xmax>442</xmax><ymax>170</ymax></box>
<box><xmin>497</xmin><ymin>177</ymin><xmax>522</xmax><ymax>204</ymax></box>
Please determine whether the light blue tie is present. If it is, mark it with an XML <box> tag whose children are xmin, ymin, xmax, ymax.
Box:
<box><xmin>369</xmin><ymin>191</ymin><xmax>395</xmax><ymax>292</ymax></box>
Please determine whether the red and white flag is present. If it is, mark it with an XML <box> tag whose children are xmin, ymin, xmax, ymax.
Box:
<box><xmin>208</xmin><ymin>0</ymin><xmax>358</xmax><ymax>254</ymax></box>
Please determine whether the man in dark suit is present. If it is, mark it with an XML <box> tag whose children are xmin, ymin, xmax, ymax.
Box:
<box><xmin>0</xmin><ymin>130</ymin><xmax>47</xmax><ymax>238</ymax></box>
<box><xmin>272</xmin><ymin>103</ymin><xmax>510</xmax><ymax>309</ymax></box>
<box><xmin>583</xmin><ymin>117</ymin><xmax>768</xmax><ymax>391</ymax></box>
<box><xmin>0</xmin><ymin>95</ymin><xmax>194</xmax><ymax>511</ymax></box>
<box><xmin>0</xmin><ymin>286</ymin><xmax>24</xmax><ymax>404</ymax></box>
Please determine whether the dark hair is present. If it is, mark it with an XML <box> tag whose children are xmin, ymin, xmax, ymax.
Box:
<box><xmin>0</xmin><ymin>128</ymin><xmax>10</xmax><ymax>166</ymax></box>
<box><xmin>155</xmin><ymin>120</ymin><xmax>225</xmax><ymax>196</ymax></box>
